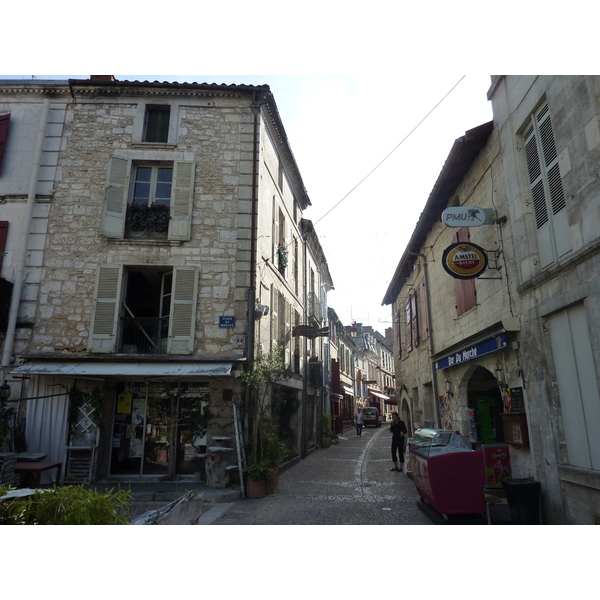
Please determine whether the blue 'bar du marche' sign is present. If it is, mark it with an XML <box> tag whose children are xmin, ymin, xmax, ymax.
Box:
<box><xmin>434</xmin><ymin>333</ymin><xmax>506</xmax><ymax>371</ymax></box>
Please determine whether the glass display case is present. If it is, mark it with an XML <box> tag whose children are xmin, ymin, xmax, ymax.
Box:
<box><xmin>410</xmin><ymin>428</ymin><xmax>486</xmax><ymax>518</ymax></box>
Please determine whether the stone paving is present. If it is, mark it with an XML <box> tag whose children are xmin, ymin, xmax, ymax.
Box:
<box><xmin>211</xmin><ymin>424</ymin><xmax>432</xmax><ymax>525</ymax></box>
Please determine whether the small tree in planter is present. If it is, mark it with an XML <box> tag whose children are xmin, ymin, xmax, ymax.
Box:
<box><xmin>321</xmin><ymin>414</ymin><xmax>333</xmax><ymax>448</ymax></box>
<box><xmin>241</xmin><ymin>344</ymin><xmax>293</xmax><ymax>465</ymax></box>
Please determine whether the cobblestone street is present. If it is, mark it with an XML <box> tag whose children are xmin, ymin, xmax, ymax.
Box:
<box><xmin>212</xmin><ymin>424</ymin><xmax>432</xmax><ymax>525</ymax></box>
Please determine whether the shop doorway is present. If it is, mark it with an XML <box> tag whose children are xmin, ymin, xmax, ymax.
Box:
<box><xmin>109</xmin><ymin>381</ymin><xmax>210</xmax><ymax>477</ymax></box>
<box><xmin>466</xmin><ymin>367</ymin><xmax>505</xmax><ymax>445</ymax></box>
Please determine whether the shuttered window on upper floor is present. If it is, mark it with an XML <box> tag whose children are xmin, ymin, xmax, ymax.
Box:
<box><xmin>100</xmin><ymin>156</ymin><xmax>195</xmax><ymax>241</ymax></box>
<box><xmin>0</xmin><ymin>113</ymin><xmax>10</xmax><ymax>172</ymax></box>
<box><xmin>454</xmin><ymin>228</ymin><xmax>477</xmax><ymax>316</ymax></box>
<box><xmin>523</xmin><ymin>102</ymin><xmax>571</xmax><ymax>269</ymax></box>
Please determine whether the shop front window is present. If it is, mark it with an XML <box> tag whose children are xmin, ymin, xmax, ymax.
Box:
<box><xmin>110</xmin><ymin>381</ymin><xmax>209</xmax><ymax>476</ymax></box>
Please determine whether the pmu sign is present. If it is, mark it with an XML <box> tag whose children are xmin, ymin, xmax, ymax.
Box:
<box><xmin>441</xmin><ymin>206</ymin><xmax>494</xmax><ymax>227</ymax></box>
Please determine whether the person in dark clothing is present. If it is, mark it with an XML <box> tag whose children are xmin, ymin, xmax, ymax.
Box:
<box><xmin>389</xmin><ymin>411</ymin><xmax>407</xmax><ymax>471</ymax></box>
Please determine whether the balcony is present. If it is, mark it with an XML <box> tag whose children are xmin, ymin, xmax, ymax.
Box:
<box><xmin>120</xmin><ymin>316</ymin><xmax>169</xmax><ymax>354</ymax></box>
<box><xmin>307</xmin><ymin>292</ymin><xmax>323</xmax><ymax>324</ymax></box>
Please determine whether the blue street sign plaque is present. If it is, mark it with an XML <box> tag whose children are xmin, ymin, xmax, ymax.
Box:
<box><xmin>219</xmin><ymin>316</ymin><xmax>236</xmax><ymax>328</ymax></box>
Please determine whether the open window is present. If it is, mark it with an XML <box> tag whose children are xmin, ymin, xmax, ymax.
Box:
<box><xmin>89</xmin><ymin>264</ymin><xmax>199</xmax><ymax>355</ymax></box>
<box><xmin>100</xmin><ymin>156</ymin><xmax>195</xmax><ymax>241</ymax></box>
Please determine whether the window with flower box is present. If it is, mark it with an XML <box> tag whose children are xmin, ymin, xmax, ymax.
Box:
<box><xmin>101</xmin><ymin>156</ymin><xmax>195</xmax><ymax>241</ymax></box>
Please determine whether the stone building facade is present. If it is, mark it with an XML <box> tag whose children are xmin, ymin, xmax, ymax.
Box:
<box><xmin>0</xmin><ymin>77</ymin><xmax>332</xmax><ymax>484</ymax></box>
<box><xmin>488</xmin><ymin>75</ymin><xmax>600</xmax><ymax>525</ymax></box>
<box><xmin>384</xmin><ymin>76</ymin><xmax>600</xmax><ymax>524</ymax></box>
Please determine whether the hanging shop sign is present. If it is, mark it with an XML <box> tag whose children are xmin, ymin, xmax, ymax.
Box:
<box><xmin>292</xmin><ymin>325</ymin><xmax>330</xmax><ymax>338</ymax></box>
<box><xmin>441</xmin><ymin>206</ymin><xmax>495</xmax><ymax>227</ymax></box>
<box><xmin>434</xmin><ymin>333</ymin><xmax>507</xmax><ymax>371</ymax></box>
<box><xmin>442</xmin><ymin>242</ymin><xmax>488</xmax><ymax>279</ymax></box>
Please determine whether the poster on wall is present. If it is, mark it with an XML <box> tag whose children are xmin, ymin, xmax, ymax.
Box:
<box><xmin>439</xmin><ymin>395</ymin><xmax>452</xmax><ymax>431</ymax></box>
<box><xmin>117</xmin><ymin>393</ymin><xmax>132</xmax><ymax>414</ymax></box>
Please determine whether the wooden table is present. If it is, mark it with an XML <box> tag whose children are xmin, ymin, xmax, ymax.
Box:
<box><xmin>14</xmin><ymin>461</ymin><xmax>62</xmax><ymax>487</ymax></box>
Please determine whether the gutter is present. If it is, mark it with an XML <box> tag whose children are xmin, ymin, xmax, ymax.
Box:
<box><xmin>2</xmin><ymin>98</ymin><xmax>50</xmax><ymax>370</ymax></box>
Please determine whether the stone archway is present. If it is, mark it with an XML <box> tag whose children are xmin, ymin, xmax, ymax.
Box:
<box><xmin>461</xmin><ymin>365</ymin><xmax>504</xmax><ymax>445</ymax></box>
<box><xmin>400</xmin><ymin>394</ymin><xmax>413</xmax><ymax>436</ymax></box>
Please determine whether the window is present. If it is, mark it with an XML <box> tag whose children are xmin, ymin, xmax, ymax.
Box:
<box><xmin>143</xmin><ymin>105</ymin><xmax>170</xmax><ymax>143</ymax></box>
<box><xmin>89</xmin><ymin>264</ymin><xmax>199</xmax><ymax>355</ymax></box>
<box><xmin>453</xmin><ymin>228</ymin><xmax>477</xmax><ymax>316</ymax></box>
<box><xmin>405</xmin><ymin>291</ymin><xmax>419</xmax><ymax>352</ymax></box>
<box><xmin>523</xmin><ymin>102</ymin><xmax>571</xmax><ymax>269</ymax></box>
<box><xmin>0</xmin><ymin>113</ymin><xmax>9</xmax><ymax>170</ymax></box>
<box><xmin>101</xmin><ymin>156</ymin><xmax>195</xmax><ymax>241</ymax></box>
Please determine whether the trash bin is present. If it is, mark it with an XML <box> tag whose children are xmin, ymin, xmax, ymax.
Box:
<box><xmin>501</xmin><ymin>478</ymin><xmax>542</xmax><ymax>524</ymax></box>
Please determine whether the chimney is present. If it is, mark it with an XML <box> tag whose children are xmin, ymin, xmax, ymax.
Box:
<box><xmin>90</xmin><ymin>75</ymin><xmax>116</xmax><ymax>81</ymax></box>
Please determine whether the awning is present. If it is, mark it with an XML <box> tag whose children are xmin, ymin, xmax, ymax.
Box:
<box><xmin>10</xmin><ymin>361</ymin><xmax>235</xmax><ymax>378</ymax></box>
<box><xmin>342</xmin><ymin>384</ymin><xmax>354</xmax><ymax>396</ymax></box>
<box><xmin>368</xmin><ymin>389</ymin><xmax>390</xmax><ymax>400</ymax></box>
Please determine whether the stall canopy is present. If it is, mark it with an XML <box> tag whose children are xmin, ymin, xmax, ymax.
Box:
<box><xmin>368</xmin><ymin>389</ymin><xmax>390</xmax><ymax>400</ymax></box>
<box><xmin>11</xmin><ymin>361</ymin><xmax>235</xmax><ymax>378</ymax></box>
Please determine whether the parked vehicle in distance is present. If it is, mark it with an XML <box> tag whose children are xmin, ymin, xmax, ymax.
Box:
<box><xmin>362</xmin><ymin>407</ymin><xmax>381</xmax><ymax>427</ymax></box>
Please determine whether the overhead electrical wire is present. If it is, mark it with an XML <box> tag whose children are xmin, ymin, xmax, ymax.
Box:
<box><xmin>256</xmin><ymin>75</ymin><xmax>467</xmax><ymax>269</ymax></box>
<box><xmin>313</xmin><ymin>75</ymin><xmax>466</xmax><ymax>228</ymax></box>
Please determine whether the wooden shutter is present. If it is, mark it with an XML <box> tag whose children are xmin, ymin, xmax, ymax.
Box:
<box><xmin>101</xmin><ymin>156</ymin><xmax>130</xmax><ymax>238</ymax></box>
<box><xmin>419</xmin><ymin>279</ymin><xmax>428</xmax><ymax>342</ymax></box>
<box><xmin>405</xmin><ymin>297</ymin><xmax>412</xmax><ymax>352</ymax></box>
<box><xmin>167</xmin><ymin>265</ymin><xmax>199</xmax><ymax>354</ymax></box>
<box><xmin>0</xmin><ymin>113</ymin><xmax>10</xmax><ymax>171</ymax></box>
<box><xmin>524</xmin><ymin>104</ymin><xmax>571</xmax><ymax>268</ymax></box>
<box><xmin>89</xmin><ymin>264</ymin><xmax>123</xmax><ymax>353</ymax></box>
<box><xmin>168</xmin><ymin>161</ymin><xmax>195</xmax><ymax>241</ymax></box>
<box><xmin>0</xmin><ymin>221</ymin><xmax>8</xmax><ymax>272</ymax></box>
<box><xmin>396</xmin><ymin>309</ymin><xmax>402</xmax><ymax>358</ymax></box>
<box><xmin>454</xmin><ymin>229</ymin><xmax>477</xmax><ymax>316</ymax></box>
<box><xmin>410</xmin><ymin>292</ymin><xmax>419</xmax><ymax>348</ymax></box>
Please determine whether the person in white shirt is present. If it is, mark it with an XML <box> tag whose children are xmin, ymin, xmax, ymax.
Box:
<box><xmin>355</xmin><ymin>407</ymin><xmax>364</xmax><ymax>437</ymax></box>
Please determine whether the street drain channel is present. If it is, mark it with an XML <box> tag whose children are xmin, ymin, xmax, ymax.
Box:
<box><xmin>350</xmin><ymin>483</ymin><xmax>373</xmax><ymax>487</ymax></box>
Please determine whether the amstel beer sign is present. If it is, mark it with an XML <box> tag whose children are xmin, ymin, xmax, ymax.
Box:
<box><xmin>442</xmin><ymin>242</ymin><xmax>488</xmax><ymax>279</ymax></box>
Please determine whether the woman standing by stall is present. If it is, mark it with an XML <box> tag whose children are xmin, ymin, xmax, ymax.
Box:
<box><xmin>390</xmin><ymin>411</ymin><xmax>407</xmax><ymax>471</ymax></box>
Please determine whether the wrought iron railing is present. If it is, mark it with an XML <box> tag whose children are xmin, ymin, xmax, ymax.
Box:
<box><xmin>120</xmin><ymin>316</ymin><xmax>169</xmax><ymax>354</ymax></box>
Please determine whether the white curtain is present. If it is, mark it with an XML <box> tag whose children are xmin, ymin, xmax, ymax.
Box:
<box><xmin>24</xmin><ymin>375</ymin><xmax>71</xmax><ymax>484</ymax></box>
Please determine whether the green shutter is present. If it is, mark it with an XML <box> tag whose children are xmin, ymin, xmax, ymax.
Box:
<box><xmin>89</xmin><ymin>264</ymin><xmax>123</xmax><ymax>353</ymax></box>
<box><xmin>101</xmin><ymin>157</ymin><xmax>130</xmax><ymax>238</ymax></box>
<box><xmin>167</xmin><ymin>265</ymin><xmax>199</xmax><ymax>354</ymax></box>
<box><xmin>168</xmin><ymin>161</ymin><xmax>195</xmax><ymax>241</ymax></box>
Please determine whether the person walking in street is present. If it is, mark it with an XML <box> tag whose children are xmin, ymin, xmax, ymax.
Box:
<box><xmin>390</xmin><ymin>411</ymin><xmax>407</xmax><ymax>471</ymax></box>
<box><xmin>355</xmin><ymin>407</ymin><xmax>364</xmax><ymax>437</ymax></box>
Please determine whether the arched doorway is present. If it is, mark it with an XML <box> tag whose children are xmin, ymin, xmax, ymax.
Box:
<box><xmin>467</xmin><ymin>366</ymin><xmax>504</xmax><ymax>445</ymax></box>
<box><xmin>400</xmin><ymin>396</ymin><xmax>413</xmax><ymax>436</ymax></box>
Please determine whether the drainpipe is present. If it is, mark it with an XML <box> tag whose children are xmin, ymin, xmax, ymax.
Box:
<box><xmin>242</xmin><ymin>93</ymin><xmax>263</xmax><ymax>446</ymax></box>
<box><xmin>407</xmin><ymin>250</ymin><xmax>442</xmax><ymax>429</ymax></box>
<box><xmin>2</xmin><ymin>98</ymin><xmax>51</xmax><ymax>371</ymax></box>
<box><xmin>301</xmin><ymin>229</ymin><xmax>308</xmax><ymax>458</ymax></box>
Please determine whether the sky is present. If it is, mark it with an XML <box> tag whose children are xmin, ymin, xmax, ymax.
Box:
<box><xmin>2</xmin><ymin>72</ymin><xmax>493</xmax><ymax>335</ymax></box>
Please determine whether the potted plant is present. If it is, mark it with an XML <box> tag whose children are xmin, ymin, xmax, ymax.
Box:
<box><xmin>243</xmin><ymin>460</ymin><xmax>272</xmax><ymax>498</ymax></box>
<box><xmin>261</xmin><ymin>424</ymin><xmax>288</xmax><ymax>494</ymax></box>
<box><xmin>321</xmin><ymin>414</ymin><xmax>333</xmax><ymax>449</ymax></box>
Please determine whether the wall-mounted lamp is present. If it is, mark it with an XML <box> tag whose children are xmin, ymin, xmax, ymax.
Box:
<box><xmin>0</xmin><ymin>380</ymin><xmax>11</xmax><ymax>402</ymax></box>
<box><xmin>254</xmin><ymin>305</ymin><xmax>269</xmax><ymax>320</ymax></box>
<box><xmin>495</xmin><ymin>364</ymin><xmax>508</xmax><ymax>390</ymax></box>
<box><xmin>445</xmin><ymin>378</ymin><xmax>453</xmax><ymax>396</ymax></box>
<box><xmin>232</xmin><ymin>367</ymin><xmax>242</xmax><ymax>379</ymax></box>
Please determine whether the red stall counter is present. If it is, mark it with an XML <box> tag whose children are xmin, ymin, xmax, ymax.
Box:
<box><xmin>410</xmin><ymin>430</ymin><xmax>486</xmax><ymax>517</ymax></box>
